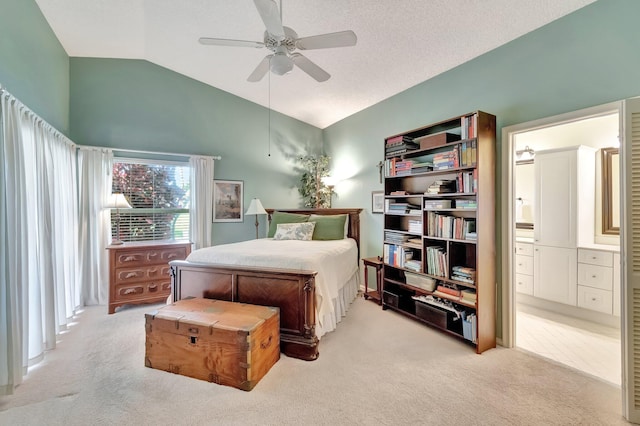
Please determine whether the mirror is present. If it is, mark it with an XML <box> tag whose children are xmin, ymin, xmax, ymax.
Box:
<box><xmin>515</xmin><ymin>160</ymin><xmax>535</xmax><ymax>230</ymax></box>
<box><xmin>601</xmin><ymin>147</ymin><xmax>619</xmax><ymax>235</ymax></box>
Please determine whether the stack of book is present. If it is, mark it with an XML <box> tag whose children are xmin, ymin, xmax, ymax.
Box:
<box><xmin>425</xmin><ymin>179</ymin><xmax>457</xmax><ymax>194</ymax></box>
<box><xmin>385</xmin><ymin>201</ymin><xmax>421</xmax><ymax>215</ymax></box>
<box><xmin>393</xmin><ymin>159</ymin><xmax>414</xmax><ymax>176</ymax></box>
<box><xmin>384</xmin><ymin>231</ymin><xmax>410</xmax><ymax>244</ymax></box>
<box><xmin>433</xmin><ymin>284</ymin><xmax>461</xmax><ymax>299</ymax></box>
<box><xmin>410</xmin><ymin>161</ymin><xmax>433</xmax><ymax>174</ymax></box>
<box><xmin>424</xmin><ymin>199</ymin><xmax>452</xmax><ymax>209</ymax></box>
<box><xmin>385</xmin><ymin>135</ymin><xmax>419</xmax><ymax>157</ymax></box>
<box><xmin>461</xmin><ymin>289</ymin><xmax>477</xmax><ymax>305</ymax></box>
<box><xmin>455</xmin><ymin>199</ymin><xmax>477</xmax><ymax>209</ymax></box>
<box><xmin>432</xmin><ymin>150</ymin><xmax>457</xmax><ymax>170</ymax></box>
<box><xmin>407</xmin><ymin>219</ymin><xmax>422</xmax><ymax>234</ymax></box>
<box><xmin>404</xmin><ymin>259</ymin><xmax>421</xmax><ymax>272</ymax></box>
<box><xmin>451</xmin><ymin>266</ymin><xmax>476</xmax><ymax>285</ymax></box>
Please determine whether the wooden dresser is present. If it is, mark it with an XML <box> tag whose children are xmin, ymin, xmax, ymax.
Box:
<box><xmin>107</xmin><ymin>241</ymin><xmax>191</xmax><ymax>314</ymax></box>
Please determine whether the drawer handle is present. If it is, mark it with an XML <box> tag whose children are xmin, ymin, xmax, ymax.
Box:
<box><xmin>125</xmin><ymin>272</ymin><xmax>137</xmax><ymax>279</ymax></box>
<box><xmin>123</xmin><ymin>256</ymin><xmax>137</xmax><ymax>262</ymax></box>
<box><xmin>592</xmin><ymin>297</ymin><xmax>597</xmax><ymax>301</ymax></box>
<box><xmin>167</xmin><ymin>253</ymin><xmax>177</xmax><ymax>259</ymax></box>
<box><xmin>518</xmin><ymin>263</ymin><xmax>523</xmax><ymax>266</ymax></box>
<box><xmin>592</xmin><ymin>256</ymin><xmax>597</xmax><ymax>260</ymax></box>
<box><xmin>149</xmin><ymin>268</ymin><xmax>158</xmax><ymax>274</ymax></box>
<box><xmin>122</xmin><ymin>288</ymin><xmax>137</xmax><ymax>295</ymax></box>
<box><xmin>592</xmin><ymin>275</ymin><xmax>597</xmax><ymax>278</ymax></box>
<box><xmin>148</xmin><ymin>284</ymin><xmax>158</xmax><ymax>292</ymax></box>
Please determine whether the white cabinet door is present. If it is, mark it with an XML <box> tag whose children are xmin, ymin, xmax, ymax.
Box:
<box><xmin>533</xmin><ymin>245</ymin><xmax>577</xmax><ymax>305</ymax></box>
<box><xmin>534</xmin><ymin>150</ymin><xmax>576</xmax><ymax>248</ymax></box>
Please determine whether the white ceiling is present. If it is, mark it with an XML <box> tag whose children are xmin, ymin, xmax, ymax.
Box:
<box><xmin>35</xmin><ymin>0</ymin><xmax>596</xmax><ymax>129</ymax></box>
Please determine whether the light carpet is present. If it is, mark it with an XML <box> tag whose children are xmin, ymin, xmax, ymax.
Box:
<box><xmin>0</xmin><ymin>296</ymin><xmax>628</xmax><ymax>425</ymax></box>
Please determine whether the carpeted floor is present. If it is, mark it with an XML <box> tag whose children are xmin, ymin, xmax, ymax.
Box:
<box><xmin>0</xmin><ymin>296</ymin><xmax>628</xmax><ymax>425</ymax></box>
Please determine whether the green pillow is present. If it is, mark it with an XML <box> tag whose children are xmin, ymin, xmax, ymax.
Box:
<box><xmin>268</xmin><ymin>211</ymin><xmax>310</xmax><ymax>238</ymax></box>
<box><xmin>308</xmin><ymin>214</ymin><xmax>348</xmax><ymax>240</ymax></box>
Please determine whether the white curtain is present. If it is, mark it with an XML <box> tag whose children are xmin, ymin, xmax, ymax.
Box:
<box><xmin>190</xmin><ymin>156</ymin><xmax>214</xmax><ymax>249</ymax></box>
<box><xmin>78</xmin><ymin>148</ymin><xmax>113</xmax><ymax>305</ymax></box>
<box><xmin>0</xmin><ymin>91</ymin><xmax>80</xmax><ymax>395</ymax></box>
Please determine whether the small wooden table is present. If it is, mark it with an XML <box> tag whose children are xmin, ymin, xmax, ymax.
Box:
<box><xmin>362</xmin><ymin>257</ymin><xmax>383</xmax><ymax>305</ymax></box>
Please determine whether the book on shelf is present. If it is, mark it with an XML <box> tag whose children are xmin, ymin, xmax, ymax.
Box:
<box><xmin>452</xmin><ymin>266</ymin><xmax>476</xmax><ymax>284</ymax></box>
<box><xmin>426</xmin><ymin>212</ymin><xmax>476</xmax><ymax>240</ymax></box>
<box><xmin>454</xmin><ymin>199</ymin><xmax>477</xmax><ymax>209</ymax></box>
<box><xmin>389</xmin><ymin>190</ymin><xmax>408</xmax><ymax>195</ymax></box>
<box><xmin>384</xmin><ymin>244</ymin><xmax>420</xmax><ymax>270</ymax></box>
<box><xmin>435</xmin><ymin>285</ymin><xmax>461</xmax><ymax>297</ymax></box>
<box><xmin>425</xmin><ymin>179</ymin><xmax>457</xmax><ymax>194</ymax></box>
<box><xmin>461</xmin><ymin>288</ymin><xmax>477</xmax><ymax>303</ymax></box>
<box><xmin>424</xmin><ymin>199</ymin><xmax>453</xmax><ymax>209</ymax></box>
<box><xmin>425</xmin><ymin>245</ymin><xmax>447</xmax><ymax>277</ymax></box>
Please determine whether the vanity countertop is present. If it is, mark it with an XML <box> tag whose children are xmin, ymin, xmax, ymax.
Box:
<box><xmin>578</xmin><ymin>243</ymin><xmax>620</xmax><ymax>253</ymax></box>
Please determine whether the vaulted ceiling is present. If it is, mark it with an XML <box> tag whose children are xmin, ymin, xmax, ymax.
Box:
<box><xmin>35</xmin><ymin>0</ymin><xmax>596</xmax><ymax>129</ymax></box>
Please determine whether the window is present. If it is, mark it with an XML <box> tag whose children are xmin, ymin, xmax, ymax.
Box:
<box><xmin>111</xmin><ymin>159</ymin><xmax>190</xmax><ymax>242</ymax></box>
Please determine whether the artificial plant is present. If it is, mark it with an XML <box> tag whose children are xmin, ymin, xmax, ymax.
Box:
<box><xmin>298</xmin><ymin>155</ymin><xmax>331</xmax><ymax>208</ymax></box>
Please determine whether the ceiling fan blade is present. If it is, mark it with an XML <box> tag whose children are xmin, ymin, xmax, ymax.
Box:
<box><xmin>247</xmin><ymin>55</ymin><xmax>272</xmax><ymax>82</ymax></box>
<box><xmin>295</xmin><ymin>30</ymin><xmax>357</xmax><ymax>50</ymax></box>
<box><xmin>291</xmin><ymin>53</ymin><xmax>330</xmax><ymax>82</ymax></box>
<box><xmin>254</xmin><ymin>0</ymin><xmax>285</xmax><ymax>40</ymax></box>
<box><xmin>199</xmin><ymin>37</ymin><xmax>264</xmax><ymax>48</ymax></box>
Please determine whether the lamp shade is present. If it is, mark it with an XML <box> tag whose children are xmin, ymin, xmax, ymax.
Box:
<box><xmin>245</xmin><ymin>198</ymin><xmax>267</xmax><ymax>216</ymax></box>
<box><xmin>106</xmin><ymin>193</ymin><xmax>132</xmax><ymax>209</ymax></box>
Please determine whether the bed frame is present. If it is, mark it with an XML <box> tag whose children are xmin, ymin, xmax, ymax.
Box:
<box><xmin>170</xmin><ymin>208</ymin><xmax>362</xmax><ymax>361</ymax></box>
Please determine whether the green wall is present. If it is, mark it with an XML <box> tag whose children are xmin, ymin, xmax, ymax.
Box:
<box><xmin>323</xmin><ymin>0</ymin><xmax>640</xmax><ymax>336</ymax></box>
<box><xmin>69</xmin><ymin>58</ymin><xmax>323</xmax><ymax>244</ymax></box>
<box><xmin>0</xmin><ymin>0</ymin><xmax>69</xmax><ymax>134</ymax></box>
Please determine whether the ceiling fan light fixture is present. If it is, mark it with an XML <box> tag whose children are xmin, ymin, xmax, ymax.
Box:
<box><xmin>270</xmin><ymin>52</ymin><xmax>293</xmax><ymax>75</ymax></box>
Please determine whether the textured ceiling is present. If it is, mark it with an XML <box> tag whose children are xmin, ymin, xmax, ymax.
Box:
<box><xmin>35</xmin><ymin>0</ymin><xmax>596</xmax><ymax>129</ymax></box>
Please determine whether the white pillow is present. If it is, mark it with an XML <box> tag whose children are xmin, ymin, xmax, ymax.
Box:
<box><xmin>273</xmin><ymin>222</ymin><xmax>316</xmax><ymax>241</ymax></box>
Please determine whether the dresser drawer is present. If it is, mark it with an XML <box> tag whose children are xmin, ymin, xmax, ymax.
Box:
<box><xmin>515</xmin><ymin>242</ymin><xmax>533</xmax><ymax>257</ymax></box>
<box><xmin>515</xmin><ymin>273</ymin><xmax>533</xmax><ymax>295</ymax></box>
<box><xmin>113</xmin><ymin>281</ymin><xmax>171</xmax><ymax>302</ymax></box>
<box><xmin>515</xmin><ymin>254</ymin><xmax>534</xmax><ymax>275</ymax></box>
<box><xmin>578</xmin><ymin>249</ymin><xmax>613</xmax><ymax>267</ymax></box>
<box><xmin>577</xmin><ymin>263</ymin><xmax>613</xmax><ymax>291</ymax></box>
<box><xmin>108</xmin><ymin>242</ymin><xmax>191</xmax><ymax>314</ymax></box>
<box><xmin>577</xmin><ymin>285</ymin><xmax>612</xmax><ymax>315</ymax></box>
<box><xmin>115</xmin><ymin>246</ymin><xmax>188</xmax><ymax>267</ymax></box>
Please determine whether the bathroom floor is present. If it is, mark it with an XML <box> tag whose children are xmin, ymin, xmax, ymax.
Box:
<box><xmin>516</xmin><ymin>303</ymin><xmax>621</xmax><ymax>386</ymax></box>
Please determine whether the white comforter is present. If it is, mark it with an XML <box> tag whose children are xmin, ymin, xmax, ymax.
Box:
<box><xmin>186</xmin><ymin>238</ymin><xmax>359</xmax><ymax>333</ymax></box>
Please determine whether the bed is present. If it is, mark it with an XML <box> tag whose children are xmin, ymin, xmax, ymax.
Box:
<box><xmin>169</xmin><ymin>208</ymin><xmax>362</xmax><ymax>361</ymax></box>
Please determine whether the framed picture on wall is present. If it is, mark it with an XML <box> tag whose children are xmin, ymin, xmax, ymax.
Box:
<box><xmin>372</xmin><ymin>191</ymin><xmax>384</xmax><ymax>214</ymax></box>
<box><xmin>213</xmin><ymin>180</ymin><xmax>244</xmax><ymax>222</ymax></box>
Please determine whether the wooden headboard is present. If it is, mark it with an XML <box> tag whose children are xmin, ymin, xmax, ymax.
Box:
<box><xmin>265</xmin><ymin>208</ymin><xmax>363</xmax><ymax>258</ymax></box>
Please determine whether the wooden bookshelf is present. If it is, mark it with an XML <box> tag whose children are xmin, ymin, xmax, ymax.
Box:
<box><xmin>381</xmin><ymin>111</ymin><xmax>496</xmax><ymax>354</ymax></box>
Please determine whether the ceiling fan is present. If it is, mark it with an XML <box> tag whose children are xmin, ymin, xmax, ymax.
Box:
<box><xmin>198</xmin><ymin>0</ymin><xmax>357</xmax><ymax>82</ymax></box>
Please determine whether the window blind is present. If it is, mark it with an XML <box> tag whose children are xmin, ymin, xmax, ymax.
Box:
<box><xmin>111</xmin><ymin>161</ymin><xmax>190</xmax><ymax>242</ymax></box>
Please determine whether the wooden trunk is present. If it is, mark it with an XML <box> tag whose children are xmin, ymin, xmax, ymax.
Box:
<box><xmin>145</xmin><ymin>298</ymin><xmax>280</xmax><ymax>391</ymax></box>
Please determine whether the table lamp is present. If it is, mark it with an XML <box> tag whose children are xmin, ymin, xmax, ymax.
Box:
<box><xmin>107</xmin><ymin>193</ymin><xmax>132</xmax><ymax>245</ymax></box>
<box><xmin>245</xmin><ymin>198</ymin><xmax>267</xmax><ymax>239</ymax></box>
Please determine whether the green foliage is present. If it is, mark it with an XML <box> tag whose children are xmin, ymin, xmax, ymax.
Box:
<box><xmin>298</xmin><ymin>155</ymin><xmax>331</xmax><ymax>208</ymax></box>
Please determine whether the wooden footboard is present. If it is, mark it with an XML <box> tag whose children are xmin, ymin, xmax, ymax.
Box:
<box><xmin>170</xmin><ymin>260</ymin><xmax>320</xmax><ymax>361</ymax></box>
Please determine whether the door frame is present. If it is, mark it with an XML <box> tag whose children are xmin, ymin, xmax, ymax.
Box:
<box><xmin>500</xmin><ymin>101</ymin><xmax>622</xmax><ymax>348</ymax></box>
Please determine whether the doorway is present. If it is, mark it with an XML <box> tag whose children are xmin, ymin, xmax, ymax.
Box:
<box><xmin>501</xmin><ymin>102</ymin><xmax>622</xmax><ymax>385</ymax></box>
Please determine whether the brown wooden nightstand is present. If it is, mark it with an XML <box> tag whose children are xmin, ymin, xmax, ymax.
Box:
<box><xmin>362</xmin><ymin>257</ymin><xmax>383</xmax><ymax>305</ymax></box>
